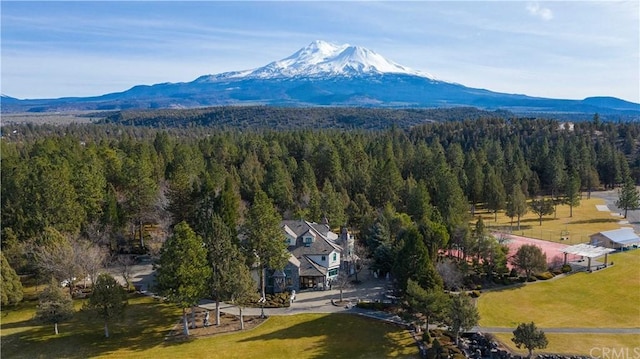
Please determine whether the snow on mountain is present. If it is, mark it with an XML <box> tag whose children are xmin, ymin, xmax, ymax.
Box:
<box><xmin>198</xmin><ymin>40</ymin><xmax>435</xmax><ymax>82</ymax></box>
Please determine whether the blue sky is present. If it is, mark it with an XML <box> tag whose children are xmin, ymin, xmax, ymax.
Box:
<box><xmin>1</xmin><ymin>1</ymin><xmax>638</xmax><ymax>102</ymax></box>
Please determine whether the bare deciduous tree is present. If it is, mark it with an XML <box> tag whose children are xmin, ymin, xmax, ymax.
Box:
<box><xmin>76</xmin><ymin>240</ymin><xmax>108</xmax><ymax>289</ymax></box>
<box><xmin>333</xmin><ymin>270</ymin><xmax>352</xmax><ymax>303</ymax></box>
<box><xmin>436</xmin><ymin>259</ymin><xmax>463</xmax><ymax>291</ymax></box>
<box><xmin>114</xmin><ymin>254</ymin><xmax>136</xmax><ymax>289</ymax></box>
<box><xmin>33</xmin><ymin>228</ymin><xmax>83</xmax><ymax>296</ymax></box>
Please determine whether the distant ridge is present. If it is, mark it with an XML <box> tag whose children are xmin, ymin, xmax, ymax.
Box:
<box><xmin>2</xmin><ymin>40</ymin><xmax>639</xmax><ymax>119</ymax></box>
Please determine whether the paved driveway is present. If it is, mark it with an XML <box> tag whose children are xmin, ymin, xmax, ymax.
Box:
<box><xmin>591</xmin><ymin>189</ymin><xmax>640</xmax><ymax>233</ymax></box>
<box><xmin>199</xmin><ymin>270</ymin><xmax>392</xmax><ymax>316</ymax></box>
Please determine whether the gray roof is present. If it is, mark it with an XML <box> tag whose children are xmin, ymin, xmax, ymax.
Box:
<box><xmin>594</xmin><ymin>228</ymin><xmax>640</xmax><ymax>245</ymax></box>
<box><xmin>282</xmin><ymin>220</ymin><xmax>343</xmax><ymax>256</ymax></box>
<box><xmin>299</xmin><ymin>256</ymin><xmax>327</xmax><ymax>277</ymax></box>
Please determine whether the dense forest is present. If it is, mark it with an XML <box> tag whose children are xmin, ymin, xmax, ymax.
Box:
<box><xmin>96</xmin><ymin>106</ymin><xmax>514</xmax><ymax>130</ymax></box>
<box><xmin>2</xmin><ymin>112</ymin><xmax>639</xmax><ymax>300</ymax></box>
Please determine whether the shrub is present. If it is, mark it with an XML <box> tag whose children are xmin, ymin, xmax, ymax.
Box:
<box><xmin>561</xmin><ymin>264</ymin><xmax>572</xmax><ymax>273</ymax></box>
<box><xmin>527</xmin><ymin>276</ymin><xmax>537</xmax><ymax>282</ymax></box>
<box><xmin>355</xmin><ymin>301</ymin><xmax>394</xmax><ymax>311</ymax></box>
<box><xmin>422</xmin><ymin>331</ymin><xmax>432</xmax><ymax>344</ymax></box>
<box><xmin>469</xmin><ymin>290</ymin><xmax>481</xmax><ymax>298</ymax></box>
<box><xmin>534</xmin><ymin>271</ymin><xmax>554</xmax><ymax>280</ymax></box>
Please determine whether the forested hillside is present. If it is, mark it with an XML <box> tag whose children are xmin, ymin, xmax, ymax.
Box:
<box><xmin>2</xmin><ymin>115</ymin><xmax>639</xmax><ymax>292</ymax></box>
<box><xmin>97</xmin><ymin>106</ymin><xmax>513</xmax><ymax>130</ymax></box>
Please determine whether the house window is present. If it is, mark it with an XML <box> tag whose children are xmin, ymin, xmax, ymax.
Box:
<box><xmin>328</xmin><ymin>268</ymin><xmax>338</xmax><ymax>277</ymax></box>
<box><xmin>285</xmin><ymin>269</ymin><xmax>293</xmax><ymax>286</ymax></box>
<box><xmin>304</xmin><ymin>237</ymin><xmax>313</xmax><ymax>247</ymax></box>
<box><xmin>332</xmin><ymin>253</ymin><xmax>337</xmax><ymax>262</ymax></box>
<box><xmin>321</xmin><ymin>256</ymin><xmax>326</xmax><ymax>261</ymax></box>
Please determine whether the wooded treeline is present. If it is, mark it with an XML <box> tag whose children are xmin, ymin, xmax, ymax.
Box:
<box><xmin>2</xmin><ymin>115</ymin><xmax>639</xmax><ymax>284</ymax></box>
<box><xmin>96</xmin><ymin>106</ymin><xmax>513</xmax><ymax>130</ymax></box>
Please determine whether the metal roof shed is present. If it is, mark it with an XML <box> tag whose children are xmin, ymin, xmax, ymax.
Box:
<box><xmin>590</xmin><ymin>228</ymin><xmax>640</xmax><ymax>249</ymax></box>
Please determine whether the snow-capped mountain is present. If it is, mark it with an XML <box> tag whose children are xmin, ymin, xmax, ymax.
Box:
<box><xmin>225</xmin><ymin>40</ymin><xmax>433</xmax><ymax>80</ymax></box>
<box><xmin>3</xmin><ymin>40</ymin><xmax>639</xmax><ymax>117</ymax></box>
<box><xmin>195</xmin><ymin>40</ymin><xmax>434</xmax><ymax>83</ymax></box>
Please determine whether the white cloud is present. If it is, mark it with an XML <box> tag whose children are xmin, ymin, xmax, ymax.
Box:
<box><xmin>526</xmin><ymin>2</ymin><xmax>553</xmax><ymax>21</ymax></box>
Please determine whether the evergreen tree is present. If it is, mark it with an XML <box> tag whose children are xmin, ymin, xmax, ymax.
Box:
<box><xmin>405</xmin><ymin>279</ymin><xmax>450</xmax><ymax>330</ymax></box>
<box><xmin>203</xmin><ymin>214</ymin><xmax>248</xmax><ymax>326</ymax></box>
<box><xmin>616</xmin><ymin>176</ymin><xmax>640</xmax><ymax>218</ymax></box>
<box><xmin>393</xmin><ymin>226</ymin><xmax>442</xmax><ymax>292</ymax></box>
<box><xmin>512</xmin><ymin>322</ymin><xmax>548</xmax><ymax>359</ymax></box>
<box><xmin>446</xmin><ymin>294</ymin><xmax>479</xmax><ymax>345</ymax></box>
<box><xmin>35</xmin><ymin>277</ymin><xmax>74</xmax><ymax>335</ymax></box>
<box><xmin>243</xmin><ymin>190</ymin><xmax>288</xmax><ymax>301</ymax></box>
<box><xmin>506</xmin><ymin>184</ymin><xmax>527</xmax><ymax>230</ymax></box>
<box><xmin>564</xmin><ymin>170</ymin><xmax>581</xmax><ymax>217</ymax></box>
<box><xmin>1</xmin><ymin>252</ymin><xmax>23</xmax><ymax>306</ymax></box>
<box><xmin>228</xmin><ymin>256</ymin><xmax>258</xmax><ymax>330</ymax></box>
<box><xmin>85</xmin><ymin>273</ymin><xmax>128</xmax><ymax>338</ymax></box>
<box><xmin>156</xmin><ymin>221</ymin><xmax>211</xmax><ymax>336</ymax></box>
<box><xmin>464</xmin><ymin>152</ymin><xmax>484</xmax><ymax>216</ymax></box>
<box><xmin>264</xmin><ymin>158</ymin><xmax>295</xmax><ymax>212</ymax></box>
<box><xmin>483</xmin><ymin>166</ymin><xmax>507</xmax><ymax>222</ymax></box>
<box><xmin>122</xmin><ymin>144</ymin><xmax>159</xmax><ymax>249</ymax></box>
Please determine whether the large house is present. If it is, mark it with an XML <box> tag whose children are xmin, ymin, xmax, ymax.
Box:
<box><xmin>267</xmin><ymin>219</ymin><xmax>354</xmax><ymax>293</ymax></box>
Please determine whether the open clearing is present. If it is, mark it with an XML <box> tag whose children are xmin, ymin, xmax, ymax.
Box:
<box><xmin>478</xmin><ymin>249</ymin><xmax>640</xmax><ymax>328</ymax></box>
<box><xmin>478</xmin><ymin>196</ymin><xmax>631</xmax><ymax>244</ymax></box>
<box><xmin>478</xmin><ymin>249</ymin><xmax>640</xmax><ymax>354</ymax></box>
<box><xmin>491</xmin><ymin>333</ymin><xmax>640</xmax><ymax>356</ymax></box>
<box><xmin>1</xmin><ymin>293</ymin><xmax>418</xmax><ymax>359</ymax></box>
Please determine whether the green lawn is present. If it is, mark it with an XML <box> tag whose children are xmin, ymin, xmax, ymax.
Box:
<box><xmin>478</xmin><ymin>196</ymin><xmax>625</xmax><ymax>243</ymax></box>
<box><xmin>492</xmin><ymin>333</ymin><xmax>640</xmax><ymax>356</ymax></box>
<box><xmin>478</xmin><ymin>249</ymin><xmax>640</xmax><ymax>328</ymax></box>
<box><xmin>1</xmin><ymin>294</ymin><xmax>418</xmax><ymax>359</ymax></box>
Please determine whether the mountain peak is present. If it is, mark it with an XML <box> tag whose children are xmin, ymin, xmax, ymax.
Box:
<box><xmin>216</xmin><ymin>40</ymin><xmax>435</xmax><ymax>80</ymax></box>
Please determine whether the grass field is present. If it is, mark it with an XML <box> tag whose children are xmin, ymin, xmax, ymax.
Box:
<box><xmin>476</xmin><ymin>196</ymin><xmax>627</xmax><ymax>244</ymax></box>
<box><xmin>492</xmin><ymin>333</ymin><xmax>640</xmax><ymax>356</ymax></box>
<box><xmin>478</xmin><ymin>249</ymin><xmax>640</xmax><ymax>328</ymax></box>
<box><xmin>1</xmin><ymin>293</ymin><xmax>418</xmax><ymax>359</ymax></box>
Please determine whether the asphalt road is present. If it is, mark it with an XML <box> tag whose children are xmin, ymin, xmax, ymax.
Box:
<box><xmin>590</xmin><ymin>189</ymin><xmax>640</xmax><ymax>232</ymax></box>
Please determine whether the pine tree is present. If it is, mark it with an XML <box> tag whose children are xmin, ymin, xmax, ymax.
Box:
<box><xmin>1</xmin><ymin>252</ymin><xmax>23</xmax><ymax>306</ymax></box>
<box><xmin>35</xmin><ymin>277</ymin><xmax>74</xmax><ymax>335</ymax></box>
<box><xmin>512</xmin><ymin>322</ymin><xmax>548</xmax><ymax>358</ymax></box>
<box><xmin>85</xmin><ymin>273</ymin><xmax>127</xmax><ymax>338</ymax></box>
<box><xmin>203</xmin><ymin>214</ymin><xmax>248</xmax><ymax>326</ymax></box>
<box><xmin>405</xmin><ymin>279</ymin><xmax>450</xmax><ymax>331</ymax></box>
<box><xmin>243</xmin><ymin>190</ymin><xmax>288</xmax><ymax>301</ymax></box>
<box><xmin>565</xmin><ymin>170</ymin><xmax>581</xmax><ymax>217</ymax></box>
<box><xmin>393</xmin><ymin>226</ymin><xmax>442</xmax><ymax>292</ymax></box>
<box><xmin>616</xmin><ymin>176</ymin><xmax>640</xmax><ymax>218</ymax></box>
<box><xmin>446</xmin><ymin>294</ymin><xmax>479</xmax><ymax>345</ymax></box>
<box><xmin>156</xmin><ymin>221</ymin><xmax>211</xmax><ymax>336</ymax></box>
<box><xmin>506</xmin><ymin>185</ymin><xmax>527</xmax><ymax>230</ymax></box>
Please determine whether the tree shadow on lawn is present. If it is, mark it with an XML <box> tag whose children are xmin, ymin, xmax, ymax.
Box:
<box><xmin>568</xmin><ymin>218</ymin><xmax>619</xmax><ymax>224</ymax></box>
<box><xmin>237</xmin><ymin>313</ymin><xmax>418</xmax><ymax>358</ymax></box>
<box><xmin>1</xmin><ymin>295</ymin><xmax>186</xmax><ymax>359</ymax></box>
<box><xmin>520</xmin><ymin>218</ymin><xmax>556</xmax><ymax>224</ymax></box>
